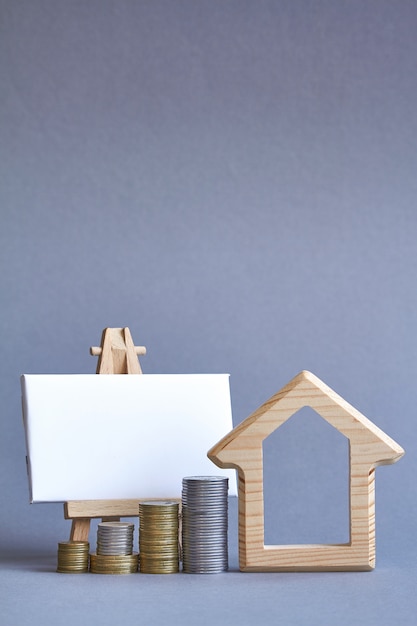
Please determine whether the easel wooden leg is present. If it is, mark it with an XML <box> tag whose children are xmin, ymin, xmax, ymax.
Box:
<box><xmin>70</xmin><ymin>518</ymin><xmax>91</xmax><ymax>542</ymax></box>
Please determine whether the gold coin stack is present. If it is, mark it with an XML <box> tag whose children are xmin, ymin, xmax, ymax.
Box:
<box><xmin>57</xmin><ymin>541</ymin><xmax>89</xmax><ymax>573</ymax></box>
<box><xmin>139</xmin><ymin>501</ymin><xmax>179</xmax><ymax>574</ymax></box>
<box><xmin>89</xmin><ymin>552</ymin><xmax>138</xmax><ymax>575</ymax></box>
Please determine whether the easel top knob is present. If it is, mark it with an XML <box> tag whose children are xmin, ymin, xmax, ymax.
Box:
<box><xmin>90</xmin><ymin>327</ymin><xmax>146</xmax><ymax>374</ymax></box>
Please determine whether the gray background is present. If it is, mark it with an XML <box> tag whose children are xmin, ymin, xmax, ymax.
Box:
<box><xmin>1</xmin><ymin>1</ymin><xmax>416</xmax><ymax>624</ymax></box>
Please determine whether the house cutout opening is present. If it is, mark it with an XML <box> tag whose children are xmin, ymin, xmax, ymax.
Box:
<box><xmin>262</xmin><ymin>406</ymin><xmax>350</xmax><ymax>545</ymax></box>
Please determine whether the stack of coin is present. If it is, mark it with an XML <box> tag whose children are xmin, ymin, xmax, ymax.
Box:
<box><xmin>96</xmin><ymin>521</ymin><xmax>134</xmax><ymax>555</ymax></box>
<box><xmin>89</xmin><ymin>552</ymin><xmax>138</xmax><ymax>575</ymax></box>
<box><xmin>57</xmin><ymin>541</ymin><xmax>89</xmax><ymax>573</ymax></box>
<box><xmin>90</xmin><ymin>521</ymin><xmax>138</xmax><ymax>574</ymax></box>
<box><xmin>182</xmin><ymin>476</ymin><xmax>229</xmax><ymax>574</ymax></box>
<box><xmin>139</xmin><ymin>501</ymin><xmax>180</xmax><ymax>574</ymax></box>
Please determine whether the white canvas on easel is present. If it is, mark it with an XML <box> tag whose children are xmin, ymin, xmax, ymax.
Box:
<box><xmin>21</xmin><ymin>373</ymin><xmax>237</xmax><ymax>503</ymax></box>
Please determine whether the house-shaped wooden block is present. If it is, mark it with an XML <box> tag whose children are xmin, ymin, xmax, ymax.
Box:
<box><xmin>208</xmin><ymin>370</ymin><xmax>404</xmax><ymax>572</ymax></box>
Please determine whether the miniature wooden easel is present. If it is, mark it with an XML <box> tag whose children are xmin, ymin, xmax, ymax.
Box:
<box><xmin>64</xmin><ymin>327</ymin><xmax>147</xmax><ymax>542</ymax></box>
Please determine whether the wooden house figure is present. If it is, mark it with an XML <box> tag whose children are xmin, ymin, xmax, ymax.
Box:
<box><xmin>208</xmin><ymin>370</ymin><xmax>404</xmax><ymax>572</ymax></box>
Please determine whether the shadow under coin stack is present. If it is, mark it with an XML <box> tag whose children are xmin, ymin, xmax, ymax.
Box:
<box><xmin>139</xmin><ymin>501</ymin><xmax>180</xmax><ymax>574</ymax></box>
<box><xmin>89</xmin><ymin>521</ymin><xmax>138</xmax><ymax>574</ymax></box>
<box><xmin>57</xmin><ymin>541</ymin><xmax>89</xmax><ymax>573</ymax></box>
<box><xmin>182</xmin><ymin>476</ymin><xmax>229</xmax><ymax>573</ymax></box>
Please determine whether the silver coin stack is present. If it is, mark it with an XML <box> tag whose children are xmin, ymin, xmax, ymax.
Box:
<box><xmin>182</xmin><ymin>476</ymin><xmax>229</xmax><ymax>574</ymax></box>
<box><xmin>96</xmin><ymin>521</ymin><xmax>134</xmax><ymax>555</ymax></box>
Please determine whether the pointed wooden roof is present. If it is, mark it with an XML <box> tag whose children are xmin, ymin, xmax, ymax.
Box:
<box><xmin>208</xmin><ymin>370</ymin><xmax>404</xmax><ymax>468</ymax></box>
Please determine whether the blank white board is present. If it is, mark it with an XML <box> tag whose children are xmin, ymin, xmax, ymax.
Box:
<box><xmin>21</xmin><ymin>374</ymin><xmax>237</xmax><ymax>502</ymax></box>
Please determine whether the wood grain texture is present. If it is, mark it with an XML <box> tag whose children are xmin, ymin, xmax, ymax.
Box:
<box><xmin>65</xmin><ymin>499</ymin><xmax>179</xmax><ymax>519</ymax></box>
<box><xmin>69</xmin><ymin>518</ymin><xmax>91</xmax><ymax>542</ymax></box>
<box><xmin>92</xmin><ymin>327</ymin><xmax>145</xmax><ymax>374</ymax></box>
<box><xmin>208</xmin><ymin>370</ymin><xmax>404</xmax><ymax>572</ymax></box>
